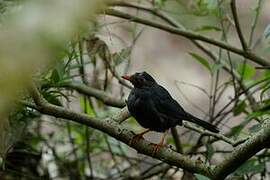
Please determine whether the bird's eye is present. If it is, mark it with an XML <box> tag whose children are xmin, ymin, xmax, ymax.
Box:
<box><xmin>134</xmin><ymin>77</ymin><xmax>145</xmax><ymax>86</ymax></box>
<box><xmin>139</xmin><ymin>77</ymin><xmax>145</xmax><ymax>83</ymax></box>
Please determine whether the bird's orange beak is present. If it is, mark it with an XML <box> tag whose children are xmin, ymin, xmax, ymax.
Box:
<box><xmin>121</xmin><ymin>75</ymin><xmax>131</xmax><ymax>81</ymax></box>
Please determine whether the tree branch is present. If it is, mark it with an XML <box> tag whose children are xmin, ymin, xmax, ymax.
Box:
<box><xmin>28</xmin><ymin>85</ymin><xmax>270</xmax><ymax>179</ymax></box>
<box><xmin>107</xmin><ymin>1</ymin><xmax>218</xmax><ymax>64</ymax></box>
<box><xmin>248</xmin><ymin>0</ymin><xmax>263</xmax><ymax>47</ymax></box>
<box><xmin>28</xmin><ymin>85</ymin><xmax>214</xmax><ymax>178</ymax></box>
<box><xmin>212</xmin><ymin>119</ymin><xmax>270</xmax><ymax>179</ymax></box>
<box><xmin>183</xmin><ymin>122</ymin><xmax>247</xmax><ymax>147</ymax></box>
<box><xmin>104</xmin><ymin>8</ymin><xmax>269</xmax><ymax>67</ymax></box>
<box><xmin>230</xmin><ymin>0</ymin><xmax>248</xmax><ymax>51</ymax></box>
<box><xmin>44</xmin><ymin>81</ymin><xmax>126</xmax><ymax>108</ymax></box>
<box><xmin>171</xmin><ymin>127</ymin><xmax>183</xmax><ymax>153</ymax></box>
<box><xmin>106</xmin><ymin>2</ymin><xmax>259</xmax><ymax>116</ymax></box>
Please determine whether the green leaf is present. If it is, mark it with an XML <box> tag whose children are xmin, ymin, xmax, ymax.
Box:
<box><xmin>230</xmin><ymin>124</ymin><xmax>244</xmax><ymax>137</ymax></box>
<box><xmin>230</xmin><ymin>112</ymin><xmax>262</xmax><ymax>137</ymax></box>
<box><xmin>233</xmin><ymin>100</ymin><xmax>246</xmax><ymax>116</ymax></box>
<box><xmin>51</xmin><ymin>69</ymin><xmax>60</xmax><ymax>83</ymax></box>
<box><xmin>263</xmin><ymin>70</ymin><xmax>270</xmax><ymax>79</ymax></box>
<box><xmin>194</xmin><ymin>174</ymin><xmax>211</xmax><ymax>180</ymax></box>
<box><xmin>230</xmin><ymin>118</ymin><xmax>249</xmax><ymax>137</ymax></box>
<box><xmin>42</xmin><ymin>90</ymin><xmax>62</xmax><ymax>106</ymax></box>
<box><xmin>245</xmin><ymin>111</ymin><xmax>264</xmax><ymax>120</ymax></box>
<box><xmin>235</xmin><ymin>159</ymin><xmax>265</xmax><ymax>175</ymax></box>
<box><xmin>189</xmin><ymin>52</ymin><xmax>211</xmax><ymax>72</ymax></box>
<box><xmin>50</xmin><ymin>60</ymin><xmax>66</xmax><ymax>83</ymax></box>
<box><xmin>237</xmin><ymin>63</ymin><xmax>256</xmax><ymax>80</ymax></box>
<box><xmin>79</xmin><ymin>96</ymin><xmax>95</xmax><ymax>117</ymax></box>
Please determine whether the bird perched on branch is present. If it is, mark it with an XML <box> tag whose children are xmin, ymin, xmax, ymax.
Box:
<box><xmin>122</xmin><ymin>72</ymin><xmax>219</xmax><ymax>155</ymax></box>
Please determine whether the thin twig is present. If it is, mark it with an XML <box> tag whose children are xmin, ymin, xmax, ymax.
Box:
<box><xmin>183</xmin><ymin>122</ymin><xmax>247</xmax><ymax>147</ymax></box>
<box><xmin>104</xmin><ymin>8</ymin><xmax>269</xmax><ymax>67</ymax></box>
<box><xmin>248</xmin><ymin>0</ymin><xmax>264</xmax><ymax>47</ymax></box>
<box><xmin>44</xmin><ymin>82</ymin><xmax>126</xmax><ymax>108</ymax></box>
<box><xmin>230</xmin><ymin>0</ymin><xmax>248</xmax><ymax>51</ymax></box>
<box><xmin>171</xmin><ymin>127</ymin><xmax>183</xmax><ymax>153</ymax></box>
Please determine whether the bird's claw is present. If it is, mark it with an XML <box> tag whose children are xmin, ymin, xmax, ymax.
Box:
<box><xmin>151</xmin><ymin>143</ymin><xmax>164</xmax><ymax>156</ymax></box>
<box><xmin>129</xmin><ymin>134</ymin><xmax>145</xmax><ymax>146</ymax></box>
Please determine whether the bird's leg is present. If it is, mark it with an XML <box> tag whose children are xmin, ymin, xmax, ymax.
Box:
<box><xmin>129</xmin><ymin>129</ymin><xmax>151</xmax><ymax>146</ymax></box>
<box><xmin>152</xmin><ymin>130</ymin><xmax>168</xmax><ymax>156</ymax></box>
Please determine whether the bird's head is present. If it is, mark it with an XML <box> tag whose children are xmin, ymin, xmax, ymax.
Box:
<box><xmin>122</xmin><ymin>72</ymin><xmax>156</xmax><ymax>88</ymax></box>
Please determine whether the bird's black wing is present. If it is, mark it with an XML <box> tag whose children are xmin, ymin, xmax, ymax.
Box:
<box><xmin>153</xmin><ymin>85</ymin><xmax>219</xmax><ymax>133</ymax></box>
<box><xmin>153</xmin><ymin>85</ymin><xmax>188</xmax><ymax>120</ymax></box>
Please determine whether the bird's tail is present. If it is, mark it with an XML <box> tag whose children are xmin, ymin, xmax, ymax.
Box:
<box><xmin>185</xmin><ymin>113</ymin><xmax>219</xmax><ymax>133</ymax></box>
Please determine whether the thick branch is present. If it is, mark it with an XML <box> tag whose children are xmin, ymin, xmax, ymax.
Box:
<box><xmin>29</xmin><ymin>85</ymin><xmax>270</xmax><ymax>179</ymax></box>
<box><xmin>107</xmin><ymin>1</ymin><xmax>180</xmax><ymax>27</ymax></box>
<box><xmin>28</xmin><ymin>86</ymin><xmax>214</xmax><ymax>178</ymax></box>
<box><xmin>104</xmin><ymin>8</ymin><xmax>269</xmax><ymax>67</ymax></box>
<box><xmin>212</xmin><ymin>119</ymin><xmax>270</xmax><ymax>179</ymax></box>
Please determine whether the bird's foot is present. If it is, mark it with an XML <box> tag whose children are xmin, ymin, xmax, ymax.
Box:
<box><xmin>129</xmin><ymin>134</ymin><xmax>145</xmax><ymax>146</ymax></box>
<box><xmin>151</xmin><ymin>142</ymin><xmax>164</xmax><ymax>156</ymax></box>
<box><xmin>129</xmin><ymin>129</ymin><xmax>151</xmax><ymax>146</ymax></box>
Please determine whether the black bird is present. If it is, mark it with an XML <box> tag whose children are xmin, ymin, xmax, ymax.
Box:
<box><xmin>122</xmin><ymin>72</ymin><xmax>219</xmax><ymax>154</ymax></box>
